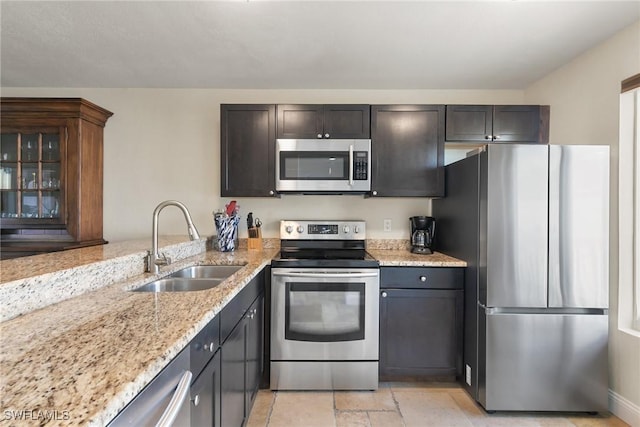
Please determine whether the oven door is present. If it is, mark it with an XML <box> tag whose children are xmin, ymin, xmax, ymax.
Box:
<box><xmin>271</xmin><ymin>268</ymin><xmax>379</xmax><ymax>360</ymax></box>
<box><xmin>275</xmin><ymin>139</ymin><xmax>371</xmax><ymax>192</ymax></box>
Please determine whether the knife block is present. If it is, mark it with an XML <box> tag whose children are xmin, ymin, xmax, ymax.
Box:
<box><xmin>247</xmin><ymin>227</ymin><xmax>262</xmax><ymax>250</ymax></box>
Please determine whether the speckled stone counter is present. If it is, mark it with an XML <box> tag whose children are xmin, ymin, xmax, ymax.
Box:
<box><xmin>0</xmin><ymin>237</ymin><xmax>207</xmax><ymax>322</ymax></box>
<box><xmin>0</xmin><ymin>243</ymin><xmax>277</xmax><ymax>426</ymax></box>
<box><xmin>368</xmin><ymin>249</ymin><xmax>467</xmax><ymax>267</ymax></box>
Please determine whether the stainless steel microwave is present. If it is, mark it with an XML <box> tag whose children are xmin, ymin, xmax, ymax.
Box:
<box><xmin>275</xmin><ymin>139</ymin><xmax>371</xmax><ymax>193</ymax></box>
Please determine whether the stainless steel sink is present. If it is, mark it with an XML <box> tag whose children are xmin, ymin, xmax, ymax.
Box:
<box><xmin>132</xmin><ymin>278</ymin><xmax>224</xmax><ymax>293</ymax></box>
<box><xmin>168</xmin><ymin>265</ymin><xmax>244</xmax><ymax>280</ymax></box>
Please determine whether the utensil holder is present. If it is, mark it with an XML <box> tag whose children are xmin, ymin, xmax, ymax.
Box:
<box><xmin>247</xmin><ymin>227</ymin><xmax>262</xmax><ymax>250</ymax></box>
<box><xmin>214</xmin><ymin>214</ymin><xmax>240</xmax><ymax>252</ymax></box>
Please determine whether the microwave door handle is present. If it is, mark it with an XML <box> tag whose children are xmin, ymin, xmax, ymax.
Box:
<box><xmin>272</xmin><ymin>271</ymin><xmax>379</xmax><ymax>278</ymax></box>
<box><xmin>349</xmin><ymin>144</ymin><xmax>354</xmax><ymax>186</ymax></box>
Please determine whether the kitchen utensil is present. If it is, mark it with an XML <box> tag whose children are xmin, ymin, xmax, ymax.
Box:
<box><xmin>247</xmin><ymin>212</ymin><xmax>254</xmax><ymax>230</ymax></box>
<box><xmin>225</xmin><ymin>200</ymin><xmax>237</xmax><ymax>216</ymax></box>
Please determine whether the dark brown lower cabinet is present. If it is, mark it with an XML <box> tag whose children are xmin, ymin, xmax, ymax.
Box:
<box><xmin>379</xmin><ymin>267</ymin><xmax>463</xmax><ymax>380</ymax></box>
<box><xmin>191</xmin><ymin>349</ymin><xmax>221</xmax><ymax>427</ymax></box>
<box><xmin>221</xmin><ymin>294</ymin><xmax>264</xmax><ymax>427</ymax></box>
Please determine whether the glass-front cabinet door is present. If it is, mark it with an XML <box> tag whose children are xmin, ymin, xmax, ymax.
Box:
<box><xmin>0</xmin><ymin>127</ymin><xmax>65</xmax><ymax>223</ymax></box>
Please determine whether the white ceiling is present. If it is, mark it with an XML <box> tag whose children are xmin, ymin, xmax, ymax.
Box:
<box><xmin>1</xmin><ymin>1</ymin><xmax>639</xmax><ymax>90</ymax></box>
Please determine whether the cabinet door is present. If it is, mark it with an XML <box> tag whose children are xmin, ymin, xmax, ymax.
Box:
<box><xmin>0</xmin><ymin>127</ymin><xmax>66</xmax><ymax>225</ymax></box>
<box><xmin>323</xmin><ymin>105</ymin><xmax>370</xmax><ymax>138</ymax></box>
<box><xmin>221</xmin><ymin>317</ymin><xmax>247</xmax><ymax>427</ymax></box>
<box><xmin>276</xmin><ymin>104</ymin><xmax>324</xmax><ymax>139</ymax></box>
<box><xmin>445</xmin><ymin>105</ymin><xmax>493</xmax><ymax>142</ymax></box>
<box><xmin>371</xmin><ymin>105</ymin><xmax>445</xmax><ymax>197</ymax></box>
<box><xmin>245</xmin><ymin>295</ymin><xmax>264</xmax><ymax>415</ymax></box>
<box><xmin>379</xmin><ymin>289</ymin><xmax>463</xmax><ymax>378</ymax></box>
<box><xmin>492</xmin><ymin>105</ymin><xmax>541</xmax><ymax>143</ymax></box>
<box><xmin>191</xmin><ymin>350</ymin><xmax>221</xmax><ymax>427</ymax></box>
<box><xmin>220</xmin><ymin>104</ymin><xmax>277</xmax><ymax>197</ymax></box>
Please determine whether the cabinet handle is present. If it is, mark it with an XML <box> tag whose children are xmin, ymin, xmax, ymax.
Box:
<box><xmin>324</xmin><ymin>133</ymin><xmax>330</xmax><ymax>138</ymax></box>
<box><xmin>203</xmin><ymin>342</ymin><xmax>215</xmax><ymax>352</ymax></box>
<box><xmin>269</xmin><ymin>190</ymin><xmax>275</xmax><ymax>196</ymax></box>
<box><xmin>317</xmin><ymin>134</ymin><xmax>323</xmax><ymax>139</ymax></box>
<box><xmin>485</xmin><ymin>135</ymin><xmax>492</xmax><ymax>140</ymax></box>
<box><xmin>420</xmin><ymin>276</ymin><xmax>427</xmax><ymax>282</ymax></box>
<box><xmin>381</xmin><ymin>291</ymin><xmax>388</xmax><ymax>298</ymax></box>
<box><xmin>494</xmin><ymin>135</ymin><xmax>501</xmax><ymax>140</ymax></box>
<box><xmin>372</xmin><ymin>191</ymin><xmax>377</xmax><ymax>196</ymax></box>
<box><xmin>192</xmin><ymin>394</ymin><xmax>200</xmax><ymax>407</ymax></box>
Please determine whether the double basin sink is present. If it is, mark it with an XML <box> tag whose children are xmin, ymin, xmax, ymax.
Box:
<box><xmin>132</xmin><ymin>265</ymin><xmax>244</xmax><ymax>292</ymax></box>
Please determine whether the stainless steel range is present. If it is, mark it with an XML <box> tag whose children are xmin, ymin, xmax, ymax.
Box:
<box><xmin>270</xmin><ymin>220</ymin><xmax>380</xmax><ymax>390</ymax></box>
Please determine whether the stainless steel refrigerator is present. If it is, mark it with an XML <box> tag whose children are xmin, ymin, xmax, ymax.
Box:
<box><xmin>433</xmin><ymin>144</ymin><xmax>609</xmax><ymax>413</ymax></box>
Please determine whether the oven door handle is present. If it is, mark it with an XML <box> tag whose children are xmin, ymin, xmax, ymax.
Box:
<box><xmin>272</xmin><ymin>271</ymin><xmax>379</xmax><ymax>279</ymax></box>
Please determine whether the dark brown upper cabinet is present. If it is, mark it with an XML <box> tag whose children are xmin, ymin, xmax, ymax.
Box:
<box><xmin>371</xmin><ymin>105</ymin><xmax>445</xmax><ymax>197</ymax></box>
<box><xmin>276</xmin><ymin>104</ymin><xmax>370</xmax><ymax>139</ymax></box>
<box><xmin>445</xmin><ymin>105</ymin><xmax>549</xmax><ymax>144</ymax></box>
<box><xmin>220</xmin><ymin>104</ymin><xmax>278</xmax><ymax>198</ymax></box>
<box><xmin>0</xmin><ymin>98</ymin><xmax>112</xmax><ymax>259</ymax></box>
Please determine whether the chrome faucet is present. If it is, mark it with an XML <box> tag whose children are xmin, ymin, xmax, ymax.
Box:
<box><xmin>147</xmin><ymin>200</ymin><xmax>201</xmax><ymax>274</ymax></box>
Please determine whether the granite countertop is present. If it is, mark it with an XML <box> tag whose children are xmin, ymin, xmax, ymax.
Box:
<box><xmin>0</xmin><ymin>244</ymin><xmax>277</xmax><ymax>426</ymax></box>
<box><xmin>0</xmin><ymin>239</ymin><xmax>464</xmax><ymax>426</ymax></box>
<box><xmin>369</xmin><ymin>249</ymin><xmax>467</xmax><ymax>267</ymax></box>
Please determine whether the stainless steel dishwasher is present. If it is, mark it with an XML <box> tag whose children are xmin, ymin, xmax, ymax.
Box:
<box><xmin>108</xmin><ymin>347</ymin><xmax>191</xmax><ymax>427</ymax></box>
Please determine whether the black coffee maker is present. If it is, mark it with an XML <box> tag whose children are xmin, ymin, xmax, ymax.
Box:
<box><xmin>410</xmin><ymin>216</ymin><xmax>436</xmax><ymax>254</ymax></box>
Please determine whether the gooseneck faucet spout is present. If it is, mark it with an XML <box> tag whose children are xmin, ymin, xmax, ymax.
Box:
<box><xmin>147</xmin><ymin>200</ymin><xmax>201</xmax><ymax>274</ymax></box>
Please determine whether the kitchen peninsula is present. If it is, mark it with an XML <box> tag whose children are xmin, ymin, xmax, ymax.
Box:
<box><xmin>0</xmin><ymin>238</ymin><xmax>464</xmax><ymax>425</ymax></box>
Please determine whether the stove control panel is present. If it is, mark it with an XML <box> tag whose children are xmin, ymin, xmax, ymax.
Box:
<box><xmin>280</xmin><ymin>220</ymin><xmax>366</xmax><ymax>240</ymax></box>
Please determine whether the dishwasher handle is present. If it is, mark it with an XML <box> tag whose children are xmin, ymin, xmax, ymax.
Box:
<box><xmin>272</xmin><ymin>271</ymin><xmax>379</xmax><ymax>279</ymax></box>
<box><xmin>156</xmin><ymin>370</ymin><xmax>193</xmax><ymax>427</ymax></box>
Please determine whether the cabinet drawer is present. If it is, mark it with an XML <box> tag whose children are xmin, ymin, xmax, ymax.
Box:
<box><xmin>220</xmin><ymin>269</ymin><xmax>265</xmax><ymax>344</ymax></box>
<box><xmin>380</xmin><ymin>267</ymin><xmax>463</xmax><ymax>289</ymax></box>
<box><xmin>191</xmin><ymin>315</ymin><xmax>220</xmax><ymax>378</ymax></box>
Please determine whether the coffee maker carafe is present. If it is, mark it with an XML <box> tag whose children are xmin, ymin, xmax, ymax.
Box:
<box><xmin>410</xmin><ymin>216</ymin><xmax>436</xmax><ymax>254</ymax></box>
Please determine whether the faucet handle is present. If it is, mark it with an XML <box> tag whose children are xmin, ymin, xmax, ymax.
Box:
<box><xmin>156</xmin><ymin>252</ymin><xmax>171</xmax><ymax>266</ymax></box>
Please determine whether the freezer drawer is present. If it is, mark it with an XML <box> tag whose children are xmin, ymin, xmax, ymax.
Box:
<box><xmin>478</xmin><ymin>310</ymin><xmax>608</xmax><ymax>412</ymax></box>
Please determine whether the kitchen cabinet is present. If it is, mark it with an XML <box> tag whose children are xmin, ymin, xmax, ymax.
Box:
<box><xmin>370</xmin><ymin>105</ymin><xmax>445</xmax><ymax>197</ymax></box>
<box><xmin>379</xmin><ymin>267</ymin><xmax>464</xmax><ymax>379</ymax></box>
<box><xmin>190</xmin><ymin>315</ymin><xmax>221</xmax><ymax>427</ymax></box>
<box><xmin>191</xmin><ymin>350</ymin><xmax>221</xmax><ymax>427</ymax></box>
<box><xmin>221</xmin><ymin>271</ymin><xmax>265</xmax><ymax>427</ymax></box>
<box><xmin>445</xmin><ymin>105</ymin><xmax>549</xmax><ymax>144</ymax></box>
<box><xmin>220</xmin><ymin>104</ymin><xmax>278</xmax><ymax>197</ymax></box>
<box><xmin>276</xmin><ymin>104</ymin><xmax>370</xmax><ymax>139</ymax></box>
<box><xmin>0</xmin><ymin>98</ymin><xmax>112</xmax><ymax>259</ymax></box>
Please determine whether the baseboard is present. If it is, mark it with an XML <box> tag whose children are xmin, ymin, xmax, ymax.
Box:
<box><xmin>609</xmin><ymin>389</ymin><xmax>640</xmax><ymax>427</ymax></box>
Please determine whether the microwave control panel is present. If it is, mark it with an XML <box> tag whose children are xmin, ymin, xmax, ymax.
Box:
<box><xmin>354</xmin><ymin>151</ymin><xmax>368</xmax><ymax>180</ymax></box>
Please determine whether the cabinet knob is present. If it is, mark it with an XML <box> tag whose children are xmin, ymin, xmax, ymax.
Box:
<box><xmin>317</xmin><ymin>134</ymin><xmax>323</xmax><ymax>139</ymax></box>
<box><xmin>485</xmin><ymin>135</ymin><xmax>492</xmax><ymax>140</ymax></box>
<box><xmin>324</xmin><ymin>133</ymin><xmax>330</xmax><ymax>138</ymax></box>
<box><xmin>203</xmin><ymin>342</ymin><xmax>215</xmax><ymax>352</ymax></box>
<box><xmin>192</xmin><ymin>394</ymin><xmax>200</xmax><ymax>407</ymax></box>
<box><xmin>381</xmin><ymin>291</ymin><xmax>388</xmax><ymax>298</ymax></box>
<box><xmin>269</xmin><ymin>190</ymin><xmax>275</xmax><ymax>196</ymax></box>
<box><xmin>494</xmin><ymin>135</ymin><xmax>501</xmax><ymax>140</ymax></box>
<box><xmin>372</xmin><ymin>191</ymin><xmax>378</xmax><ymax>196</ymax></box>
<box><xmin>420</xmin><ymin>276</ymin><xmax>427</xmax><ymax>282</ymax></box>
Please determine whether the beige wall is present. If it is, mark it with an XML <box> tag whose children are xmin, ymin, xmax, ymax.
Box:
<box><xmin>0</xmin><ymin>87</ymin><xmax>523</xmax><ymax>241</ymax></box>
<box><xmin>525</xmin><ymin>21</ymin><xmax>640</xmax><ymax>424</ymax></box>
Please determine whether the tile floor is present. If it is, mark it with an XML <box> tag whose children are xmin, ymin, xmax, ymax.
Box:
<box><xmin>246</xmin><ymin>383</ymin><xmax>630</xmax><ymax>427</ymax></box>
